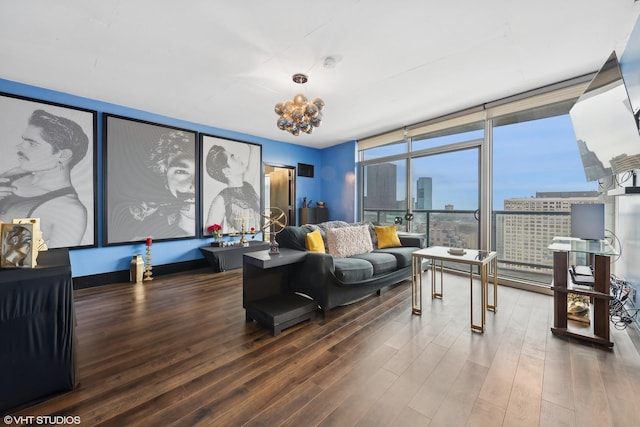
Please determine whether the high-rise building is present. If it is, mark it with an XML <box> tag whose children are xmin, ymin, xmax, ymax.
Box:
<box><xmin>500</xmin><ymin>191</ymin><xmax>600</xmax><ymax>272</ymax></box>
<box><xmin>415</xmin><ymin>177</ymin><xmax>432</xmax><ymax>210</ymax></box>
<box><xmin>364</xmin><ymin>163</ymin><xmax>397</xmax><ymax>209</ymax></box>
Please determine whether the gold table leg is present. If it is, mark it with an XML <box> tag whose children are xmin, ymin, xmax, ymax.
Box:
<box><xmin>486</xmin><ymin>257</ymin><xmax>498</xmax><ymax>312</ymax></box>
<box><xmin>470</xmin><ymin>264</ymin><xmax>485</xmax><ymax>333</ymax></box>
<box><xmin>412</xmin><ymin>255</ymin><xmax>422</xmax><ymax>315</ymax></box>
<box><xmin>432</xmin><ymin>259</ymin><xmax>443</xmax><ymax>299</ymax></box>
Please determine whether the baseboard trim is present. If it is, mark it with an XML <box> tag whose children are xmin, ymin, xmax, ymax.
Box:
<box><xmin>72</xmin><ymin>259</ymin><xmax>208</xmax><ymax>290</ymax></box>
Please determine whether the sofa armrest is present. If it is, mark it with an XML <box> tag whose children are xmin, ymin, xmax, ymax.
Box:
<box><xmin>288</xmin><ymin>252</ymin><xmax>335</xmax><ymax>308</ymax></box>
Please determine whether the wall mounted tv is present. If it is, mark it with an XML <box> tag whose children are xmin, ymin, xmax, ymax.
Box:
<box><xmin>620</xmin><ymin>14</ymin><xmax>640</xmax><ymax>128</ymax></box>
<box><xmin>570</xmin><ymin>51</ymin><xmax>640</xmax><ymax>182</ymax></box>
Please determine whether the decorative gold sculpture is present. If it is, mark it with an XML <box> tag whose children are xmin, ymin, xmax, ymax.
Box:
<box><xmin>261</xmin><ymin>207</ymin><xmax>287</xmax><ymax>255</ymax></box>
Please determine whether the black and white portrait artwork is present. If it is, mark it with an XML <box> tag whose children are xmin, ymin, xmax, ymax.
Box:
<box><xmin>0</xmin><ymin>93</ymin><xmax>96</xmax><ymax>249</ymax></box>
<box><xmin>201</xmin><ymin>135</ymin><xmax>262</xmax><ymax>236</ymax></box>
<box><xmin>104</xmin><ymin>115</ymin><xmax>197</xmax><ymax>244</ymax></box>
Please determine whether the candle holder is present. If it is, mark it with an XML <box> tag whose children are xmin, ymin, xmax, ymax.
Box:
<box><xmin>143</xmin><ymin>241</ymin><xmax>153</xmax><ymax>281</ymax></box>
<box><xmin>239</xmin><ymin>222</ymin><xmax>248</xmax><ymax>246</ymax></box>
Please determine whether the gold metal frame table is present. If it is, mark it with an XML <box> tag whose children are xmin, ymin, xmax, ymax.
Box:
<box><xmin>411</xmin><ymin>246</ymin><xmax>498</xmax><ymax>333</ymax></box>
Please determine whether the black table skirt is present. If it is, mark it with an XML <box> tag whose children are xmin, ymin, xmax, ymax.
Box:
<box><xmin>0</xmin><ymin>249</ymin><xmax>76</xmax><ymax>413</ymax></box>
<box><xmin>200</xmin><ymin>241</ymin><xmax>270</xmax><ymax>272</ymax></box>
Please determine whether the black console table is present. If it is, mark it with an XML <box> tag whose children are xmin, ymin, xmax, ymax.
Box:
<box><xmin>200</xmin><ymin>241</ymin><xmax>270</xmax><ymax>272</ymax></box>
<box><xmin>0</xmin><ymin>249</ymin><xmax>76</xmax><ymax>413</ymax></box>
<box><xmin>299</xmin><ymin>207</ymin><xmax>329</xmax><ymax>225</ymax></box>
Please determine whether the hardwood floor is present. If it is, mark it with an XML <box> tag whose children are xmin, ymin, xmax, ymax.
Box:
<box><xmin>8</xmin><ymin>268</ymin><xmax>640</xmax><ymax>426</ymax></box>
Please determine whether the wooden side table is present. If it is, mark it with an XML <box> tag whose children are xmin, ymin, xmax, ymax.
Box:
<box><xmin>243</xmin><ymin>248</ymin><xmax>317</xmax><ymax>335</ymax></box>
<box><xmin>548</xmin><ymin>237</ymin><xmax>617</xmax><ymax>348</ymax></box>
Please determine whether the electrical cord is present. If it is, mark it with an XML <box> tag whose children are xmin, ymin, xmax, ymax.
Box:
<box><xmin>604</xmin><ymin>228</ymin><xmax>622</xmax><ymax>263</ymax></box>
<box><xmin>609</xmin><ymin>274</ymin><xmax>638</xmax><ymax>330</ymax></box>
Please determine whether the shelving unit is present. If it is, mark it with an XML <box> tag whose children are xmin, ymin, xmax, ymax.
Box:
<box><xmin>299</xmin><ymin>207</ymin><xmax>329</xmax><ymax>225</ymax></box>
<box><xmin>548</xmin><ymin>237</ymin><xmax>618</xmax><ymax>348</ymax></box>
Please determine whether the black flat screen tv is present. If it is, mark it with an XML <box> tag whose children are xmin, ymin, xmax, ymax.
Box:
<box><xmin>570</xmin><ymin>52</ymin><xmax>640</xmax><ymax>182</ymax></box>
<box><xmin>571</xmin><ymin>203</ymin><xmax>605</xmax><ymax>241</ymax></box>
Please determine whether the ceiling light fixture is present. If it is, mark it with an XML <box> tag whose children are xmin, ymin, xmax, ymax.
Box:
<box><xmin>274</xmin><ymin>73</ymin><xmax>325</xmax><ymax>136</ymax></box>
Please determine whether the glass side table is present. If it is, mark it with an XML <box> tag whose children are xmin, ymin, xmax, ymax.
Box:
<box><xmin>548</xmin><ymin>236</ymin><xmax>619</xmax><ymax>348</ymax></box>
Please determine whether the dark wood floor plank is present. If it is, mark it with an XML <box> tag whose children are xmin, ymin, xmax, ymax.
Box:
<box><xmin>6</xmin><ymin>267</ymin><xmax>640</xmax><ymax>426</ymax></box>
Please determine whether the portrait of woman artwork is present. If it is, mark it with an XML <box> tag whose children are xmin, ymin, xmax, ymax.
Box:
<box><xmin>201</xmin><ymin>135</ymin><xmax>262</xmax><ymax>236</ymax></box>
<box><xmin>105</xmin><ymin>115</ymin><xmax>197</xmax><ymax>244</ymax></box>
<box><xmin>0</xmin><ymin>93</ymin><xmax>97</xmax><ymax>249</ymax></box>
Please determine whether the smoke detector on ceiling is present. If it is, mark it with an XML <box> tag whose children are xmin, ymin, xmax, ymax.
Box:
<box><xmin>323</xmin><ymin>56</ymin><xmax>340</xmax><ymax>69</ymax></box>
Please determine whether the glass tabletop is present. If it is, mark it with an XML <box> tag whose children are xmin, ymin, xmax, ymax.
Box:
<box><xmin>548</xmin><ymin>236</ymin><xmax>619</xmax><ymax>256</ymax></box>
<box><xmin>412</xmin><ymin>246</ymin><xmax>497</xmax><ymax>264</ymax></box>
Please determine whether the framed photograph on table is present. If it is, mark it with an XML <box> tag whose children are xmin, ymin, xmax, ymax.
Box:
<box><xmin>1</xmin><ymin>222</ymin><xmax>36</xmax><ymax>268</ymax></box>
<box><xmin>104</xmin><ymin>114</ymin><xmax>198</xmax><ymax>245</ymax></box>
<box><xmin>0</xmin><ymin>93</ymin><xmax>97</xmax><ymax>249</ymax></box>
<box><xmin>200</xmin><ymin>134</ymin><xmax>262</xmax><ymax>237</ymax></box>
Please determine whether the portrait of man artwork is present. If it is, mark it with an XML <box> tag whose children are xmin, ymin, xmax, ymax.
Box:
<box><xmin>0</xmin><ymin>93</ymin><xmax>96</xmax><ymax>249</ymax></box>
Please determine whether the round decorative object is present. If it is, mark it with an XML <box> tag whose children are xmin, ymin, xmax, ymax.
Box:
<box><xmin>312</xmin><ymin>98</ymin><xmax>325</xmax><ymax>110</ymax></box>
<box><xmin>305</xmin><ymin>104</ymin><xmax>318</xmax><ymax>117</ymax></box>
<box><xmin>293</xmin><ymin>93</ymin><xmax>307</xmax><ymax>106</ymax></box>
<box><xmin>261</xmin><ymin>207</ymin><xmax>288</xmax><ymax>254</ymax></box>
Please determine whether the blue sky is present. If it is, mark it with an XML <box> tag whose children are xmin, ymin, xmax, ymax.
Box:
<box><xmin>367</xmin><ymin>114</ymin><xmax>598</xmax><ymax>211</ymax></box>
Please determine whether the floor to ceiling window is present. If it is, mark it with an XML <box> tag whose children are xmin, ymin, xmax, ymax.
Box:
<box><xmin>358</xmin><ymin>76</ymin><xmax>600</xmax><ymax>288</ymax></box>
<box><xmin>411</xmin><ymin>148</ymin><xmax>479</xmax><ymax>247</ymax></box>
<box><xmin>492</xmin><ymin>109</ymin><xmax>600</xmax><ymax>285</ymax></box>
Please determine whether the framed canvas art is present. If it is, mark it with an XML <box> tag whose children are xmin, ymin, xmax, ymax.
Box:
<box><xmin>200</xmin><ymin>134</ymin><xmax>263</xmax><ymax>237</ymax></box>
<box><xmin>0</xmin><ymin>92</ymin><xmax>97</xmax><ymax>249</ymax></box>
<box><xmin>104</xmin><ymin>114</ymin><xmax>198</xmax><ymax>245</ymax></box>
<box><xmin>1</xmin><ymin>222</ymin><xmax>37</xmax><ymax>268</ymax></box>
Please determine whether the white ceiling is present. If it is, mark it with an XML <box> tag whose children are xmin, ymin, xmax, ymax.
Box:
<box><xmin>1</xmin><ymin>1</ymin><xmax>639</xmax><ymax>149</ymax></box>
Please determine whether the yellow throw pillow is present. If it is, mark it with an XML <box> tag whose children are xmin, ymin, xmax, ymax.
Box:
<box><xmin>305</xmin><ymin>229</ymin><xmax>326</xmax><ymax>253</ymax></box>
<box><xmin>375</xmin><ymin>225</ymin><xmax>401</xmax><ymax>249</ymax></box>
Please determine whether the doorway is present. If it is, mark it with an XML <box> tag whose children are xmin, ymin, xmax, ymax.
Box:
<box><xmin>264</xmin><ymin>164</ymin><xmax>296</xmax><ymax>227</ymax></box>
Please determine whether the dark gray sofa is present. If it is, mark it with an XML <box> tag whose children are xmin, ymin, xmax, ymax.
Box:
<box><xmin>275</xmin><ymin>221</ymin><xmax>424</xmax><ymax>311</ymax></box>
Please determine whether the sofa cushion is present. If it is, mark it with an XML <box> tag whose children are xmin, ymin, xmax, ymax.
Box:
<box><xmin>374</xmin><ymin>225</ymin><xmax>401</xmax><ymax>249</ymax></box>
<box><xmin>350</xmin><ymin>252</ymin><xmax>397</xmax><ymax>275</ymax></box>
<box><xmin>305</xmin><ymin>229</ymin><xmax>325</xmax><ymax>253</ymax></box>
<box><xmin>333</xmin><ymin>258</ymin><xmax>374</xmax><ymax>283</ymax></box>
<box><xmin>276</xmin><ymin>226</ymin><xmax>308</xmax><ymax>251</ymax></box>
<box><xmin>326</xmin><ymin>225</ymin><xmax>373</xmax><ymax>258</ymax></box>
<box><xmin>375</xmin><ymin>246</ymin><xmax>416</xmax><ymax>269</ymax></box>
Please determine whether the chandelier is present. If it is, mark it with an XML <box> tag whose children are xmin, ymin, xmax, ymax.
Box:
<box><xmin>274</xmin><ymin>73</ymin><xmax>325</xmax><ymax>136</ymax></box>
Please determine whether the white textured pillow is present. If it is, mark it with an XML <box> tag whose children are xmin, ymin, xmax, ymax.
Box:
<box><xmin>326</xmin><ymin>225</ymin><xmax>373</xmax><ymax>258</ymax></box>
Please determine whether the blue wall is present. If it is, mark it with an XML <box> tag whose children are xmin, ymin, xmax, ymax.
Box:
<box><xmin>321</xmin><ymin>142</ymin><xmax>357</xmax><ymax>222</ymax></box>
<box><xmin>0</xmin><ymin>78</ymin><xmax>355</xmax><ymax>278</ymax></box>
